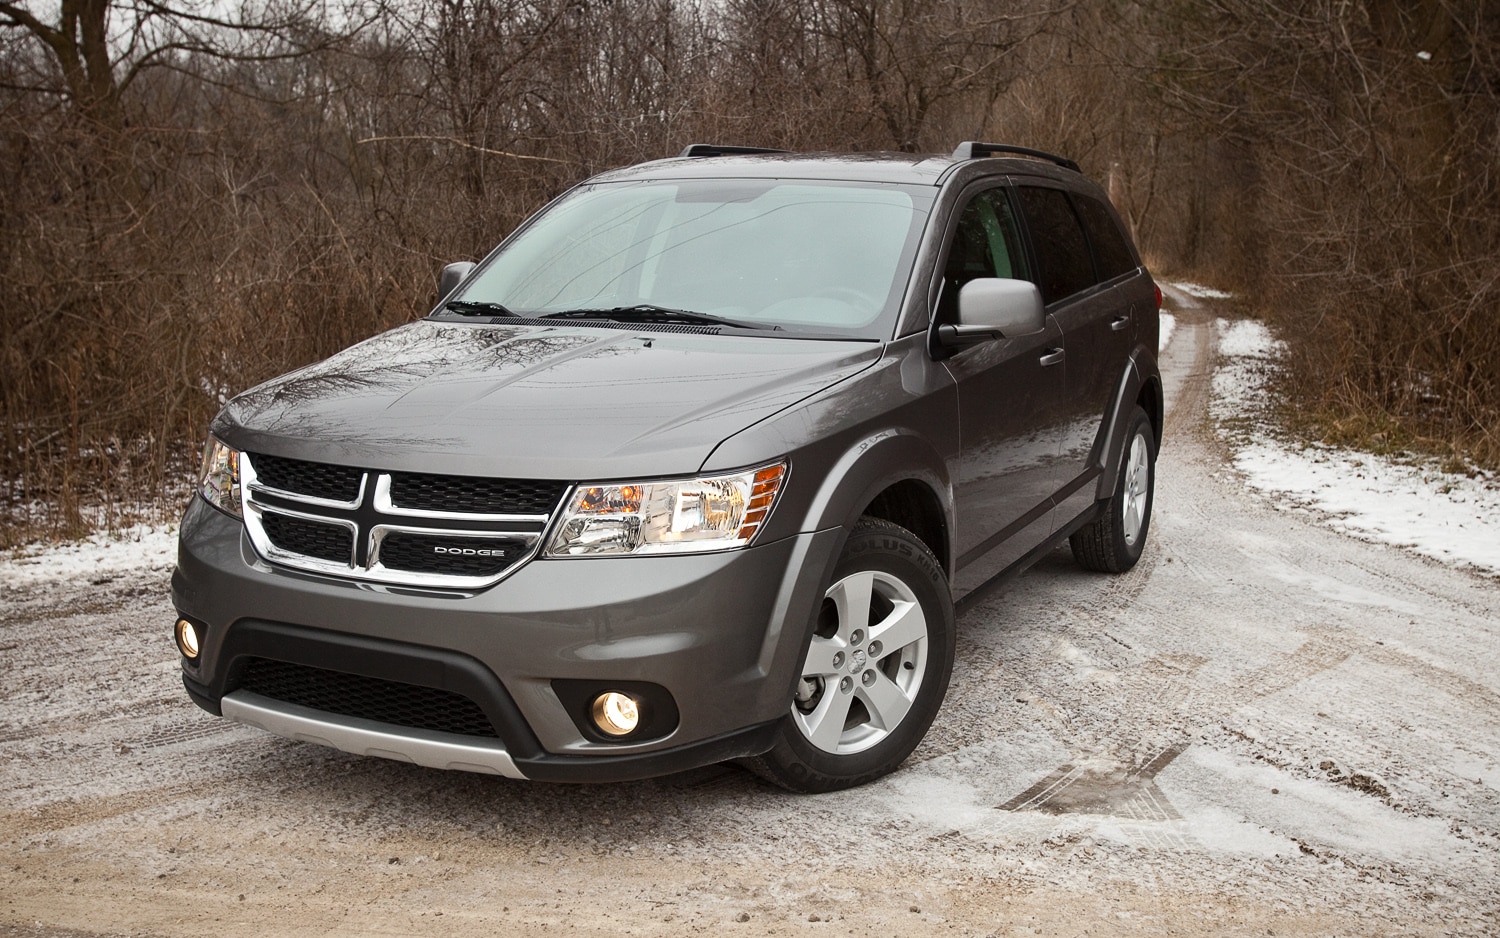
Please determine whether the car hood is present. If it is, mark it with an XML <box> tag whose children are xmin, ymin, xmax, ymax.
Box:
<box><xmin>215</xmin><ymin>320</ymin><xmax>881</xmax><ymax>479</ymax></box>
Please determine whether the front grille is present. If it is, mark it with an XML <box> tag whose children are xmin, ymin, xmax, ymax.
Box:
<box><xmin>249</xmin><ymin>453</ymin><xmax>362</xmax><ymax>502</ymax></box>
<box><xmin>242</xmin><ymin>453</ymin><xmax>556</xmax><ymax>587</ymax></box>
<box><xmin>239</xmin><ymin>658</ymin><xmax>499</xmax><ymax>738</ymax></box>
<box><xmin>378</xmin><ymin>532</ymin><xmax>527</xmax><ymax>576</ymax></box>
<box><xmin>261</xmin><ymin>512</ymin><xmax>352</xmax><ymax>564</ymax></box>
<box><xmin>388</xmin><ymin>472</ymin><xmax>563</xmax><ymax>516</ymax></box>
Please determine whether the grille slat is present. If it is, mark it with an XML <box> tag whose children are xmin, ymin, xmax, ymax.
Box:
<box><xmin>239</xmin><ymin>658</ymin><xmax>499</xmax><ymax>738</ymax></box>
<box><xmin>249</xmin><ymin>453</ymin><xmax>363</xmax><ymax>502</ymax></box>
<box><xmin>261</xmin><ymin>512</ymin><xmax>352</xmax><ymax>564</ymax></box>
<box><xmin>378</xmin><ymin>532</ymin><xmax>526</xmax><ymax>576</ymax></box>
<box><xmin>388</xmin><ymin>473</ymin><xmax>564</xmax><ymax>516</ymax></box>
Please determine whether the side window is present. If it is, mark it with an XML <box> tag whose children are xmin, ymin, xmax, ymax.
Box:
<box><xmin>1018</xmin><ymin>186</ymin><xmax>1095</xmax><ymax>304</ymax></box>
<box><xmin>938</xmin><ymin>188</ymin><xmax>1028</xmax><ymax>322</ymax></box>
<box><xmin>1073</xmin><ymin>194</ymin><xmax>1138</xmax><ymax>281</ymax></box>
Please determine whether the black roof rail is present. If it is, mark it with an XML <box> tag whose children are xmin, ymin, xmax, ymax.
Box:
<box><xmin>952</xmin><ymin>141</ymin><xmax>1080</xmax><ymax>173</ymax></box>
<box><xmin>678</xmin><ymin>144</ymin><xmax>792</xmax><ymax>158</ymax></box>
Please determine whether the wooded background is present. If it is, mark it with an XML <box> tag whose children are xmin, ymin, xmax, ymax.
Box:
<box><xmin>2</xmin><ymin>0</ymin><xmax>1496</xmax><ymax>543</ymax></box>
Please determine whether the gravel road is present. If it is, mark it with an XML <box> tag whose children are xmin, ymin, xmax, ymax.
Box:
<box><xmin>4</xmin><ymin>299</ymin><xmax>1498</xmax><ymax>937</ymax></box>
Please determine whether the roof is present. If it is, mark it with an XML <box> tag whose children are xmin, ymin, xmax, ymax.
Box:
<box><xmin>593</xmin><ymin>151</ymin><xmax>954</xmax><ymax>185</ymax></box>
<box><xmin>590</xmin><ymin>147</ymin><xmax>1087</xmax><ymax>188</ymax></box>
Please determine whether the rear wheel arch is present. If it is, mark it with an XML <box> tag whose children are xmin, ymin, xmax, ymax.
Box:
<box><xmin>1095</xmin><ymin>347</ymin><xmax>1162</xmax><ymax>496</ymax></box>
<box><xmin>1137</xmin><ymin>372</ymin><xmax>1163</xmax><ymax>447</ymax></box>
<box><xmin>1071</xmin><ymin>405</ymin><xmax>1156</xmax><ymax>573</ymax></box>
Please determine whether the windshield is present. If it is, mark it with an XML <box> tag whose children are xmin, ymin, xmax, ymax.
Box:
<box><xmin>450</xmin><ymin>179</ymin><xmax>932</xmax><ymax>338</ymax></box>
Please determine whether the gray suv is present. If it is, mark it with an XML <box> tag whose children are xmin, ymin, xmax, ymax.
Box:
<box><xmin>172</xmin><ymin>142</ymin><xmax>1161</xmax><ymax>792</ymax></box>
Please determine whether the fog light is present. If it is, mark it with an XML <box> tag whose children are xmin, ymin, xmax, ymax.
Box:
<box><xmin>174</xmin><ymin>618</ymin><xmax>201</xmax><ymax>659</ymax></box>
<box><xmin>590</xmin><ymin>691</ymin><xmax>640</xmax><ymax>737</ymax></box>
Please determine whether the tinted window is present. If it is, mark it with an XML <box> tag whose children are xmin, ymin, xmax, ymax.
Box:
<box><xmin>938</xmin><ymin>188</ymin><xmax>1028</xmax><ymax>322</ymax></box>
<box><xmin>1073</xmin><ymin>194</ymin><xmax>1138</xmax><ymax>281</ymax></box>
<box><xmin>1018</xmin><ymin>186</ymin><xmax>1095</xmax><ymax>304</ymax></box>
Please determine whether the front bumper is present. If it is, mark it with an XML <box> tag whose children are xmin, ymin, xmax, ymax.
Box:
<box><xmin>172</xmin><ymin>496</ymin><xmax>841</xmax><ymax>782</ymax></box>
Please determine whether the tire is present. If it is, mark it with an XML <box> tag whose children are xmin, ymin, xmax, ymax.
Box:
<box><xmin>1070</xmin><ymin>405</ymin><xmax>1156</xmax><ymax>573</ymax></box>
<box><xmin>745</xmin><ymin>517</ymin><xmax>955</xmax><ymax>792</ymax></box>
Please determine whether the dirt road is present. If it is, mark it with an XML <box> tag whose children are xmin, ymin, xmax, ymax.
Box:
<box><xmin>4</xmin><ymin>300</ymin><xmax>1498</xmax><ymax>937</ymax></box>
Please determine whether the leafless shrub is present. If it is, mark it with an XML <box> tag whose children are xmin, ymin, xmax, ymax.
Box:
<box><xmin>1148</xmin><ymin>0</ymin><xmax>1500</xmax><ymax>463</ymax></box>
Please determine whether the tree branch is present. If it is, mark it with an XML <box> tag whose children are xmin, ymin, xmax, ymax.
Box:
<box><xmin>124</xmin><ymin>0</ymin><xmax>314</xmax><ymax>35</ymax></box>
<box><xmin>0</xmin><ymin>0</ymin><xmax>61</xmax><ymax>43</ymax></box>
<box><xmin>356</xmin><ymin>135</ymin><xmax>573</xmax><ymax>163</ymax></box>
<box><xmin>118</xmin><ymin>33</ymin><xmax>344</xmax><ymax>93</ymax></box>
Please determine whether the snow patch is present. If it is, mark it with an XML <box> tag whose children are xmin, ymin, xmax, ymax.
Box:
<box><xmin>0</xmin><ymin>523</ymin><xmax>178</xmax><ymax>589</ymax></box>
<box><xmin>1170</xmin><ymin>746</ymin><xmax>1457</xmax><ymax>864</ymax></box>
<box><xmin>1212</xmin><ymin>319</ymin><xmax>1500</xmax><ymax>577</ymax></box>
<box><xmin>1217</xmin><ymin>318</ymin><xmax>1285</xmax><ymax>359</ymax></box>
<box><xmin>1171</xmin><ymin>281</ymin><xmax>1234</xmax><ymax>300</ymax></box>
<box><xmin>1158</xmin><ymin>312</ymin><xmax>1176</xmax><ymax>353</ymax></box>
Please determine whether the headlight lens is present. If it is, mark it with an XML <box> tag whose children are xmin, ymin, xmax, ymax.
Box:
<box><xmin>545</xmin><ymin>462</ymin><xmax>786</xmax><ymax>557</ymax></box>
<box><xmin>198</xmin><ymin>437</ymin><xmax>242</xmax><ymax>518</ymax></box>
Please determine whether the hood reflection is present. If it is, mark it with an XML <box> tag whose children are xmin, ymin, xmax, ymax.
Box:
<box><xmin>216</xmin><ymin>320</ymin><xmax>879</xmax><ymax>480</ymax></box>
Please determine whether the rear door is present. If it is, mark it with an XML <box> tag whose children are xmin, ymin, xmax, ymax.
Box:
<box><xmin>1015</xmin><ymin>183</ymin><xmax>1131</xmax><ymax>508</ymax></box>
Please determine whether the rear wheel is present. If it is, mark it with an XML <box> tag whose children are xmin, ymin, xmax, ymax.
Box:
<box><xmin>1070</xmin><ymin>405</ymin><xmax>1156</xmax><ymax>573</ymax></box>
<box><xmin>746</xmin><ymin>518</ymin><xmax>954</xmax><ymax>792</ymax></box>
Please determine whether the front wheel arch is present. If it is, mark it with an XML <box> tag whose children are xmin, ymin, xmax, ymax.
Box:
<box><xmin>743</xmin><ymin>517</ymin><xmax>955</xmax><ymax>792</ymax></box>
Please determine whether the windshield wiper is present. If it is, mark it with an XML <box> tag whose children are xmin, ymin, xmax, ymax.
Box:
<box><xmin>443</xmin><ymin>299</ymin><xmax>518</xmax><ymax>317</ymax></box>
<box><xmin>541</xmin><ymin>305</ymin><xmax>777</xmax><ymax>331</ymax></box>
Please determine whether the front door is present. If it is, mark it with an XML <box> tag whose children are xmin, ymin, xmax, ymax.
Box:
<box><xmin>939</xmin><ymin>185</ymin><xmax>1068</xmax><ymax>597</ymax></box>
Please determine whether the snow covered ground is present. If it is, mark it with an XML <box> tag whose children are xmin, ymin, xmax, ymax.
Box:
<box><xmin>0</xmin><ymin>522</ymin><xmax>178</xmax><ymax>591</ymax></box>
<box><xmin>1212</xmin><ymin>317</ymin><xmax>1500</xmax><ymax>578</ymax></box>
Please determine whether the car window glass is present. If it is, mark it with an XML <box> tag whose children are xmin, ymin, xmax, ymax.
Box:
<box><xmin>458</xmin><ymin>180</ymin><xmax>928</xmax><ymax>337</ymax></box>
<box><xmin>939</xmin><ymin>188</ymin><xmax>1027</xmax><ymax>322</ymax></box>
<box><xmin>1073</xmin><ymin>194</ymin><xmax>1137</xmax><ymax>281</ymax></box>
<box><xmin>1018</xmin><ymin>186</ymin><xmax>1096</xmax><ymax>304</ymax></box>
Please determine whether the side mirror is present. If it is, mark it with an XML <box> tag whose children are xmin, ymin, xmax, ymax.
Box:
<box><xmin>437</xmin><ymin>261</ymin><xmax>477</xmax><ymax>304</ymax></box>
<box><xmin>930</xmin><ymin>278</ymin><xmax>1046</xmax><ymax>358</ymax></box>
<box><xmin>958</xmin><ymin>278</ymin><xmax>1045</xmax><ymax>336</ymax></box>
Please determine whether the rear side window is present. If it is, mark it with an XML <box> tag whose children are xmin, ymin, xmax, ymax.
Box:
<box><xmin>1018</xmin><ymin>186</ymin><xmax>1095</xmax><ymax>304</ymax></box>
<box><xmin>1073</xmin><ymin>194</ymin><xmax>1138</xmax><ymax>281</ymax></box>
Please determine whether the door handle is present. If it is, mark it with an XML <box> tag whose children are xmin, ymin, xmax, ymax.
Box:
<box><xmin>1039</xmin><ymin>348</ymin><xmax>1065</xmax><ymax>367</ymax></box>
<box><xmin>1110</xmin><ymin>315</ymin><xmax>1130</xmax><ymax>332</ymax></box>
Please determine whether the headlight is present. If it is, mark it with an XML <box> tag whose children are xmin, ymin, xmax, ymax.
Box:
<box><xmin>545</xmin><ymin>462</ymin><xmax>787</xmax><ymax>557</ymax></box>
<box><xmin>198</xmin><ymin>437</ymin><xmax>242</xmax><ymax>518</ymax></box>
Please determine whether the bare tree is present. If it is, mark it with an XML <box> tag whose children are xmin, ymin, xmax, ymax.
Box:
<box><xmin>0</xmin><ymin>0</ymin><xmax>364</xmax><ymax>131</ymax></box>
<box><xmin>806</xmin><ymin>0</ymin><xmax>1063</xmax><ymax>151</ymax></box>
<box><xmin>1148</xmin><ymin>0</ymin><xmax>1500</xmax><ymax>458</ymax></box>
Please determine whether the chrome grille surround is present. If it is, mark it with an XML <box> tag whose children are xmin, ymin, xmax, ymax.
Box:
<box><xmin>240</xmin><ymin>453</ymin><xmax>560</xmax><ymax>589</ymax></box>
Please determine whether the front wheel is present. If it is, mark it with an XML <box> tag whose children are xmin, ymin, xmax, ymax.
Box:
<box><xmin>745</xmin><ymin>518</ymin><xmax>954</xmax><ymax>792</ymax></box>
<box><xmin>1070</xmin><ymin>405</ymin><xmax>1156</xmax><ymax>573</ymax></box>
